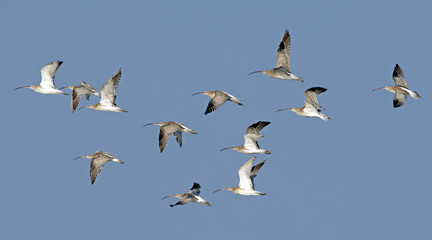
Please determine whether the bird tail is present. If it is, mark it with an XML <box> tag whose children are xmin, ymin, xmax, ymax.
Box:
<box><xmin>319</xmin><ymin>113</ymin><xmax>330</xmax><ymax>121</ymax></box>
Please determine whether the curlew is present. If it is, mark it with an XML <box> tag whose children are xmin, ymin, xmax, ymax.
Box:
<box><xmin>373</xmin><ymin>64</ymin><xmax>421</xmax><ymax>108</ymax></box>
<box><xmin>15</xmin><ymin>60</ymin><xmax>69</xmax><ymax>95</ymax></box>
<box><xmin>277</xmin><ymin>87</ymin><xmax>330</xmax><ymax>121</ymax></box>
<box><xmin>191</xmin><ymin>90</ymin><xmax>243</xmax><ymax>114</ymax></box>
<box><xmin>143</xmin><ymin>121</ymin><xmax>198</xmax><ymax>153</ymax></box>
<box><xmin>80</xmin><ymin>69</ymin><xmax>127</xmax><ymax>112</ymax></box>
<box><xmin>162</xmin><ymin>182</ymin><xmax>211</xmax><ymax>207</ymax></box>
<box><xmin>221</xmin><ymin>121</ymin><xmax>270</xmax><ymax>154</ymax></box>
<box><xmin>249</xmin><ymin>29</ymin><xmax>303</xmax><ymax>82</ymax></box>
<box><xmin>74</xmin><ymin>151</ymin><xmax>124</xmax><ymax>184</ymax></box>
<box><xmin>60</xmin><ymin>81</ymin><xmax>100</xmax><ymax>113</ymax></box>
<box><xmin>214</xmin><ymin>156</ymin><xmax>266</xmax><ymax>196</ymax></box>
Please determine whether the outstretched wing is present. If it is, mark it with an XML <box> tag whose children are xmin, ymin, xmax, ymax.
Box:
<box><xmin>392</xmin><ymin>64</ymin><xmax>407</xmax><ymax>88</ymax></box>
<box><xmin>205</xmin><ymin>92</ymin><xmax>228</xmax><ymax>114</ymax></box>
<box><xmin>246</xmin><ymin>121</ymin><xmax>270</xmax><ymax>134</ymax></box>
<box><xmin>100</xmin><ymin>69</ymin><xmax>121</xmax><ymax>106</ymax></box>
<box><xmin>237</xmin><ymin>157</ymin><xmax>255</xmax><ymax>190</ymax></box>
<box><xmin>40</xmin><ymin>60</ymin><xmax>63</xmax><ymax>88</ymax></box>
<box><xmin>276</xmin><ymin>29</ymin><xmax>291</xmax><ymax>71</ymax></box>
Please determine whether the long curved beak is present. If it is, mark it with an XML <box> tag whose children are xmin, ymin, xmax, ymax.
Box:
<box><xmin>58</xmin><ymin>86</ymin><xmax>70</xmax><ymax>90</ymax></box>
<box><xmin>143</xmin><ymin>123</ymin><xmax>159</xmax><ymax>127</ymax></box>
<box><xmin>220</xmin><ymin>147</ymin><xmax>234</xmax><ymax>152</ymax></box>
<box><xmin>161</xmin><ymin>195</ymin><xmax>175</xmax><ymax>200</ymax></box>
<box><xmin>14</xmin><ymin>86</ymin><xmax>30</xmax><ymax>90</ymax></box>
<box><xmin>73</xmin><ymin>155</ymin><xmax>88</xmax><ymax>160</ymax></box>
<box><xmin>276</xmin><ymin>108</ymin><xmax>292</xmax><ymax>112</ymax></box>
<box><xmin>191</xmin><ymin>92</ymin><xmax>204</xmax><ymax>97</ymax></box>
<box><xmin>213</xmin><ymin>188</ymin><xmax>227</xmax><ymax>193</ymax></box>
<box><xmin>248</xmin><ymin>70</ymin><xmax>263</xmax><ymax>76</ymax></box>
<box><xmin>372</xmin><ymin>87</ymin><xmax>384</xmax><ymax>92</ymax></box>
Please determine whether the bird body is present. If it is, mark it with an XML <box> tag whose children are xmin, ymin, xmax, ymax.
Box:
<box><xmin>80</xmin><ymin>69</ymin><xmax>127</xmax><ymax>112</ymax></box>
<box><xmin>60</xmin><ymin>81</ymin><xmax>100</xmax><ymax>112</ymax></box>
<box><xmin>162</xmin><ymin>182</ymin><xmax>211</xmax><ymax>207</ymax></box>
<box><xmin>221</xmin><ymin>121</ymin><xmax>270</xmax><ymax>154</ymax></box>
<box><xmin>214</xmin><ymin>157</ymin><xmax>266</xmax><ymax>196</ymax></box>
<box><xmin>143</xmin><ymin>121</ymin><xmax>198</xmax><ymax>152</ymax></box>
<box><xmin>373</xmin><ymin>64</ymin><xmax>421</xmax><ymax>108</ymax></box>
<box><xmin>191</xmin><ymin>90</ymin><xmax>243</xmax><ymax>114</ymax></box>
<box><xmin>249</xmin><ymin>29</ymin><xmax>303</xmax><ymax>82</ymax></box>
<box><xmin>74</xmin><ymin>151</ymin><xmax>124</xmax><ymax>184</ymax></box>
<box><xmin>277</xmin><ymin>87</ymin><xmax>329</xmax><ymax>121</ymax></box>
<box><xmin>15</xmin><ymin>60</ymin><xmax>69</xmax><ymax>95</ymax></box>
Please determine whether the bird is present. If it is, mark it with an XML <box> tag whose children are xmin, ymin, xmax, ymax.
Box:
<box><xmin>59</xmin><ymin>81</ymin><xmax>101</xmax><ymax>113</ymax></box>
<box><xmin>277</xmin><ymin>87</ymin><xmax>330</xmax><ymax>121</ymax></box>
<box><xmin>221</xmin><ymin>121</ymin><xmax>270</xmax><ymax>154</ymax></box>
<box><xmin>372</xmin><ymin>64</ymin><xmax>421</xmax><ymax>108</ymax></box>
<box><xmin>191</xmin><ymin>90</ymin><xmax>243</xmax><ymax>114</ymax></box>
<box><xmin>214</xmin><ymin>156</ymin><xmax>266</xmax><ymax>196</ymax></box>
<box><xmin>74</xmin><ymin>151</ymin><xmax>124</xmax><ymax>184</ymax></box>
<box><xmin>162</xmin><ymin>182</ymin><xmax>211</xmax><ymax>207</ymax></box>
<box><xmin>143</xmin><ymin>121</ymin><xmax>198</xmax><ymax>152</ymax></box>
<box><xmin>249</xmin><ymin>29</ymin><xmax>303</xmax><ymax>82</ymax></box>
<box><xmin>79</xmin><ymin>69</ymin><xmax>127</xmax><ymax>112</ymax></box>
<box><xmin>15</xmin><ymin>60</ymin><xmax>69</xmax><ymax>95</ymax></box>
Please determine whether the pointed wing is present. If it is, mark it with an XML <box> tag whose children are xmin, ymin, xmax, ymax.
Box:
<box><xmin>173</xmin><ymin>131</ymin><xmax>183</xmax><ymax>147</ymax></box>
<box><xmin>100</xmin><ymin>69</ymin><xmax>121</xmax><ymax>106</ymax></box>
<box><xmin>393</xmin><ymin>92</ymin><xmax>407</xmax><ymax>108</ymax></box>
<box><xmin>237</xmin><ymin>157</ymin><xmax>255</xmax><ymax>190</ymax></box>
<box><xmin>159</xmin><ymin>124</ymin><xmax>181</xmax><ymax>152</ymax></box>
<box><xmin>250</xmin><ymin>160</ymin><xmax>266</xmax><ymax>188</ymax></box>
<box><xmin>205</xmin><ymin>92</ymin><xmax>228</xmax><ymax>114</ymax></box>
<box><xmin>246</xmin><ymin>121</ymin><xmax>270</xmax><ymax>134</ymax></box>
<box><xmin>392</xmin><ymin>64</ymin><xmax>407</xmax><ymax>88</ymax></box>
<box><xmin>276</xmin><ymin>29</ymin><xmax>291</xmax><ymax>71</ymax></box>
<box><xmin>187</xmin><ymin>182</ymin><xmax>201</xmax><ymax>195</ymax></box>
<box><xmin>304</xmin><ymin>87</ymin><xmax>327</xmax><ymax>109</ymax></box>
<box><xmin>89</xmin><ymin>154</ymin><xmax>111</xmax><ymax>184</ymax></box>
<box><xmin>71</xmin><ymin>89</ymin><xmax>83</xmax><ymax>112</ymax></box>
<box><xmin>243</xmin><ymin>134</ymin><xmax>261</xmax><ymax>150</ymax></box>
<box><xmin>40</xmin><ymin>60</ymin><xmax>63</xmax><ymax>88</ymax></box>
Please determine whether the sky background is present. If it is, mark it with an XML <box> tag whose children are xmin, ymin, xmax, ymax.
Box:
<box><xmin>1</xmin><ymin>0</ymin><xmax>431</xmax><ymax>239</ymax></box>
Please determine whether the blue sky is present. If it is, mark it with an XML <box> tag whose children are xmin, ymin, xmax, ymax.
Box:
<box><xmin>1</xmin><ymin>0</ymin><xmax>431</xmax><ymax>239</ymax></box>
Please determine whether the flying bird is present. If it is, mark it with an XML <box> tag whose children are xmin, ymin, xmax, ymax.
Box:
<box><xmin>221</xmin><ymin>121</ymin><xmax>270</xmax><ymax>154</ymax></box>
<box><xmin>277</xmin><ymin>87</ymin><xmax>330</xmax><ymax>121</ymax></box>
<box><xmin>143</xmin><ymin>121</ymin><xmax>198</xmax><ymax>152</ymax></box>
<box><xmin>80</xmin><ymin>69</ymin><xmax>127</xmax><ymax>112</ymax></box>
<box><xmin>162</xmin><ymin>182</ymin><xmax>211</xmax><ymax>207</ymax></box>
<box><xmin>214</xmin><ymin>156</ymin><xmax>266</xmax><ymax>196</ymax></box>
<box><xmin>74</xmin><ymin>151</ymin><xmax>124</xmax><ymax>184</ymax></box>
<box><xmin>59</xmin><ymin>81</ymin><xmax>100</xmax><ymax>113</ymax></box>
<box><xmin>15</xmin><ymin>60</ymin><xmax>69</xmax><ymax>95</ymax></box>
<box><xmin>191</xmin><ymin>90</ymin><xmax>243</xmax><ymax>114</ymax></box>
<box><xmin>373</xmin><ymin>64</ymin><xmax>421</xmax><ymax>108</ymax></box>
<box><xmin>249</xmin><ymin>29</ymin><xmax>303</xmax><ymax>82</ymax></box>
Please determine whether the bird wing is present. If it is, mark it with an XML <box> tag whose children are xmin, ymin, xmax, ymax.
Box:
<box><xmin>275</xmin><ymin>29</ymin><xmax>291</xmax><ymax>71</ymax></box>
<box><xmin>100</xmin><ymin>69</ymin><xmax>121</xmax><ymax>106</ymax></box>
<box><xmin>175</xmin><ymin>194</ymin><xmax>198</xmax><ymax>206</ymax></box>
<box><xmin>250</xmin><ymin>160</ymin><xmax>266</xmax><ymax>188</ymax></box>
<box><xmin>246</xmin><ymin>121</ymin><xmax>270</xmax><ymax>134</ymax></box>
<box><xmin>304</xmin><ymin>87</ymin><xmax>327</xmax><ymax>109</ymax></box>
<box><xmin>393</xmin><ymin>92</ymin><xmax>407</xmax><ymax>108</ymax></box>
<box><xmin>40</xmin><ymin>60</ymin><xmax>63</xmax><ymax>89</ymax></box>
<box><xmin>392</xmin><ymin>64</ymin><xmax>408</xmax><ymax>88</ymax></box>
<box><xmin>237</xmin><ymin>157</ymin><xmax>255</xmax><ymax>190</ymax></box>
<box><xmin>243</xmin><ymin>134</ymin><xmax>261</xmax><ymax>150</ymax></box>
<box><xmin>71</xmin><ymin>89</ymin><xmax>83</xmax><ymax>112</ymax></box>
<box><xmin>205</xmin><ymin>92</ymin><xmax>228</xmax><ymax>114</ymax></box>
<box><xmin>222</xmin><ymin>91</ymin><xmax>243</xmax><ymax>105</ymax></box>
<box><xmin>173</xmin><ymin>131</ymin><xmax>183</xmax><ymax>148</ymax></box>
<box><xmin>159</xmin><ymin>124</ymin><xmax>181</xmax><ymax>152</ymax></box>
<box><xmin>89</xmin><ymin>154</ymin><xmax>111</xmax><ymax>184</ymax></box>
<box><xmin>187</xmin><ymin>182</ymin><xmax>201</xmax><ymax>196</ymax></box>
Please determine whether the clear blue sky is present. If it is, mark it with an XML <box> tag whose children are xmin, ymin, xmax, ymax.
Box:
<box><xmin>1</xmin><ymin>0</ymin><xmax>431</xmax><ymax>239</ymax></box>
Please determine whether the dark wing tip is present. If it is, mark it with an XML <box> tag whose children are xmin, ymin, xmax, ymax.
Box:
<box><xmin>191</xmin><ymin>182</ymin><xmax>201</xmax><ymax>190</ymax></box>
<box><xmin>393</xmin><ymin>99</ymin><xmax>404</xmax><ymax>108</ymax></box>
<box><xmin>307</xmin><ymin>86</ymin><xmax>327</xmax><ymax>93</ymax></box>
<box><xmin>393</xmin><ymin>64</ymin><xmax>404</xmax><ymax>78</ymax></box>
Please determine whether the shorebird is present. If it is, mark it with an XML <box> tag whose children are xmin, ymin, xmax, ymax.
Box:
<box><xmin>191</xmin><ymin>90</ymin><xmax>243</xmax><ymax>114</ymax></box>
<box><xmin>59</xmin><ymin>81</ymin><xmax>100</xmax><ymax>113</ymax></box>
<box><xmin>143</xmin><ymin>121</ymin><xmax>198</xmax><ymax>152</ymax></box>
<box><xmin>249</xmin><ymin>29</ymin><xmax>303</xmax><ymax>82</ymax></box>
<box><xmin>162</xmin><ymin>182</ymin><xmax>211</xmax><ymax>207</ymax></box>
<box><xmin>79</xmin><ymin>69</ymin><xmax>127</xmax><ymax>112</ymax></box>
<box><xmin>373</xmin><ymin>64</ymin><xmax>421</xmax><ymax>108</ymax></box>
<box><xmin>214</xmin><ymin>157</ymin><xmax>266</xmax><ymax>196</ymax></box>
<box><xmin>277</xmin><ymin>87</ymin><xmax>330</xmax><ymax>121</ymax></box>
<box><xmin>74</xmin><ymin>151</ymin><xmax>124</xmax><ymax>184</ymax></box>
<box><xmin>15</xmin><ymin>60</ymin><xmax>69</xmax><ymax>95</ymax></box>
<box><xmin>221</xmin><ymin>121</ymin><xmax>270</xmax><ymax>154</ymax></box>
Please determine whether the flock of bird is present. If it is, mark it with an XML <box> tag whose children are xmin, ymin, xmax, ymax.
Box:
<box><xmin>15</xmin><ymin>29</ymin><xmax>421</xmax><ymax>207</ymax></box>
